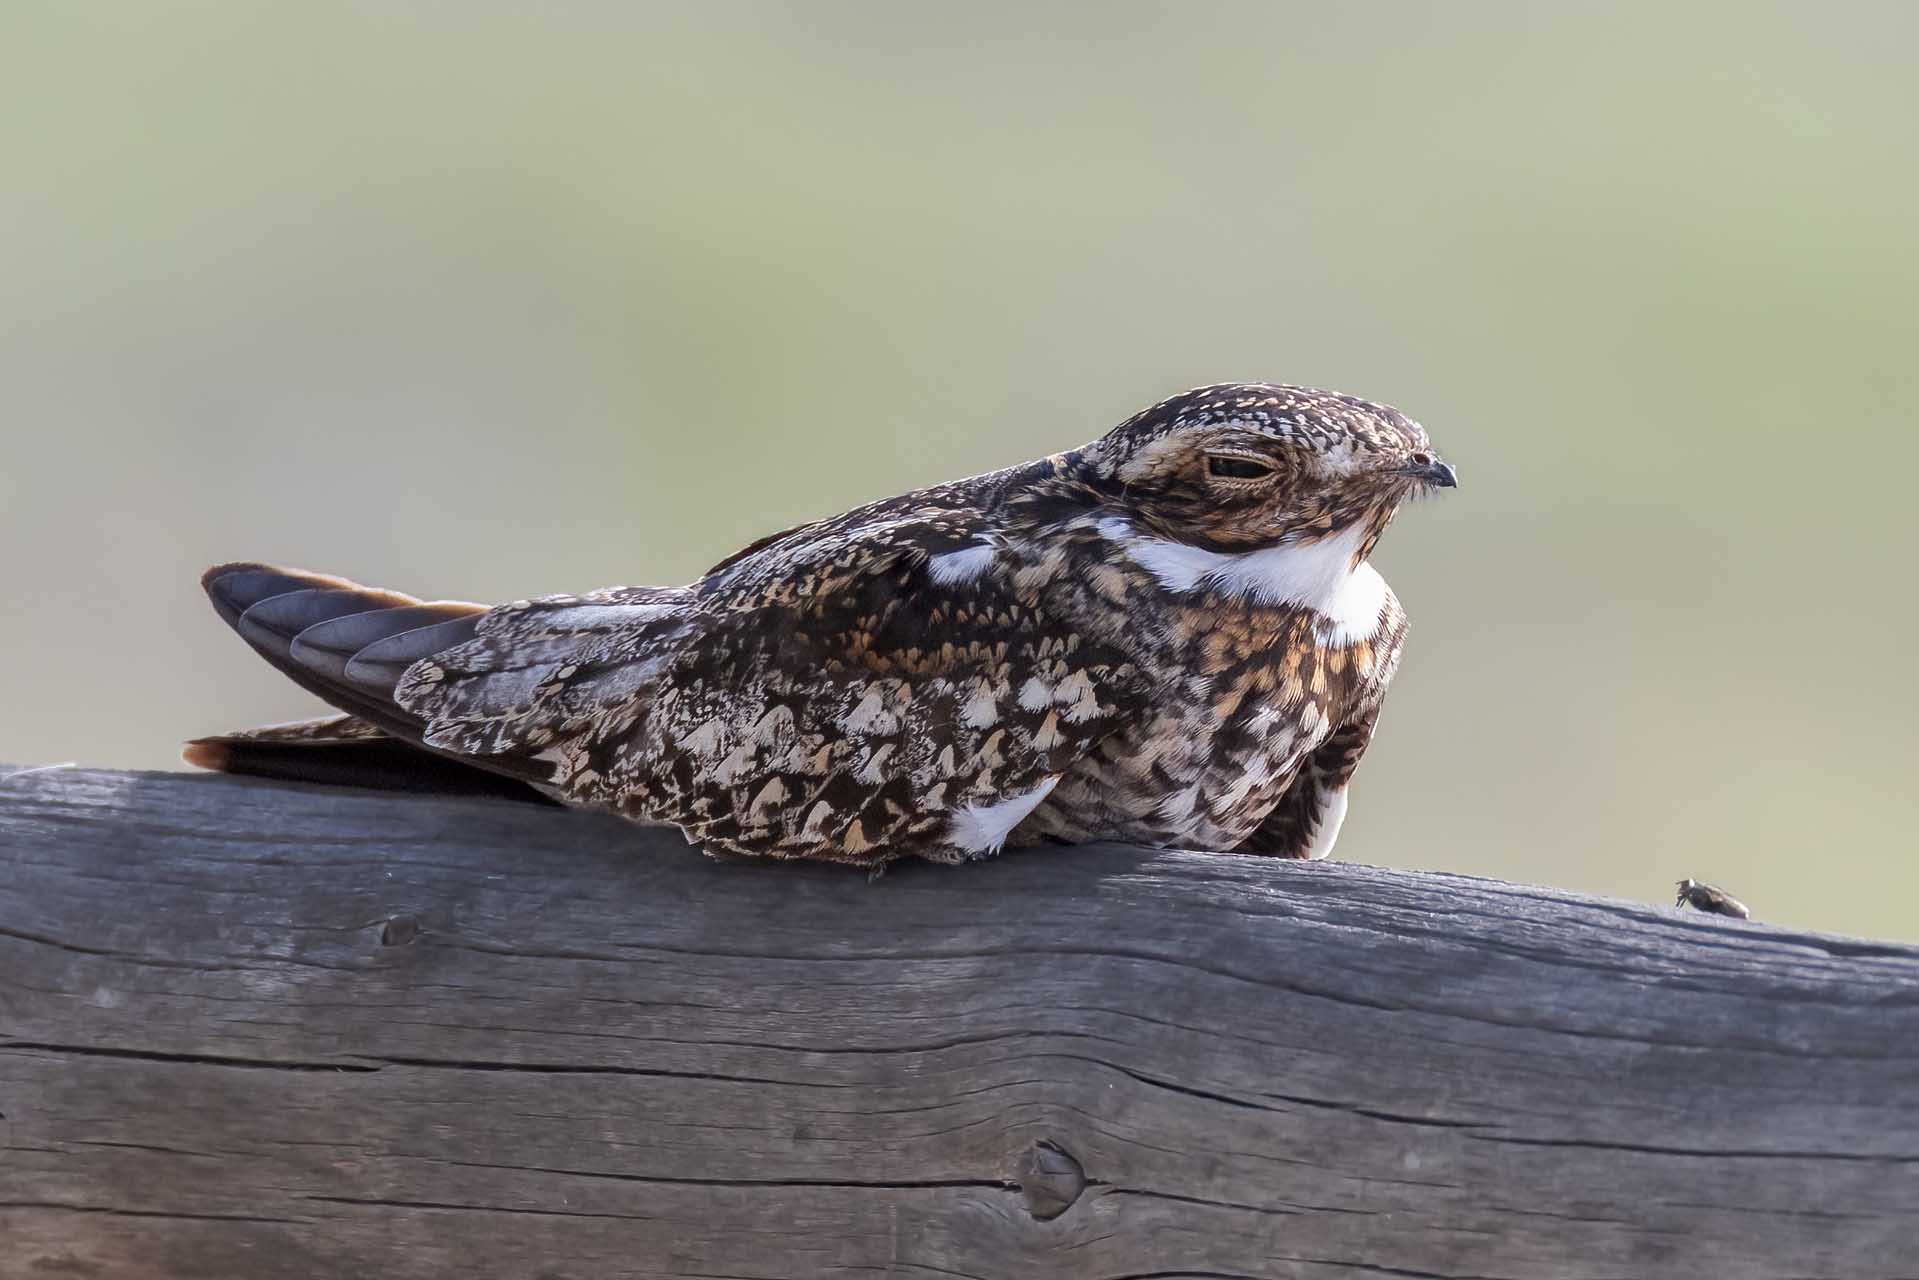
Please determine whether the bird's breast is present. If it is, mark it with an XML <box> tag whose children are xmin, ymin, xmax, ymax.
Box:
<box><xmin>1017</xmin><ymin>581</ymin><xmax>1405</xmax><ymax>851</ymax></box>
<box><xmin>1020</xmin><ymin>692</ymin><xmax>1325</xmax><ymax>849</ymax></box>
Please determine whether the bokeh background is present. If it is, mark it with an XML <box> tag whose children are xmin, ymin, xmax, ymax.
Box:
<box><xmin>4</xmin><ymin>3</ymin><xmax>1915</xmax><ymax>938</ymax></box>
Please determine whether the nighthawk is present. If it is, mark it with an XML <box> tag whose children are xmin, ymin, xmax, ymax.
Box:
<box><xmin>190</xmin><ymin>383</ymin><xmax>1456</xmax><ymax>869</ymax></box>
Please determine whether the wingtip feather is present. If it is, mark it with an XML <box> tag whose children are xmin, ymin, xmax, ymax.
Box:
<box><xmin>181</xmin><ymin>738</ymin><xmax>231</xmax><ymax>772</ymax></box>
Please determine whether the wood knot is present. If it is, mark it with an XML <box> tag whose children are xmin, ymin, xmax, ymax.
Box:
<box><xmin>1016</xmin><ymin>1141</ymin><xmax>1086</xmax><ymax>1221</ymax></box>
<box><xmin>379</xmin><ymin>915</ymin><xmax>421</xmax><ymax>947</ymax></box>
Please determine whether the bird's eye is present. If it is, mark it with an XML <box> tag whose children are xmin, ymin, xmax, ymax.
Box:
<box><xmin>1410</xmin><ymin>451</ymin><xmax>1433</xmax><ymax>466</ymax></box>
<box><xmin>1206</xmin><ymin>455</ymin><xmax>1276</xmax><ymax>480</ymax></box>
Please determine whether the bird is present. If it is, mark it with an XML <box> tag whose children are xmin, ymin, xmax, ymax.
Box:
<box><xmin>188</xmin><ymin>382</ymin><xmax>1455</xmax><ymax>870</ymax></box>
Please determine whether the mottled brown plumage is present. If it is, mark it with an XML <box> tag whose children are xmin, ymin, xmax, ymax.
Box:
<box><xmin>191</xmin><ymin>383</ymin><xmax>1454</xmax><ymax>868</ymax></box>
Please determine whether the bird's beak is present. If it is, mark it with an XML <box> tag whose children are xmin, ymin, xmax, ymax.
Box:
<box><xmin>1398</xmin><ymin>457</ymin><xmax>1458</xmax><ymax>489</ymax></box>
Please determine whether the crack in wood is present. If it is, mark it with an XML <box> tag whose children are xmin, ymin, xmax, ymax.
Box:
<box><xmin>399</xmin><ymin>1155</ymin><xmax>1017</xmax><ymax>1194</ymax></box>
<box><xmin>1265</xmin><ymin>1259</ymin><xmax>1510</xmax><ymax>1280</ymax></box>
<box><xmin>0</xmin><ymin>1200</ymin><xmax>307</xmax><ymax>1225</ymax></box>
<box><xmin>2</xmin><ymin>1041</ymin><xmax>380</xmax><ymax>1073</ymax></box>
<box><xmin>1470</xmin><ymin>1132</ymin><xmax>1919</xmax><ymax>1163</ymax></box>
<box><xmin>301</xmin><ymin>1194</ymin><xmax>663</xmax><ymax>1222</ymax></box>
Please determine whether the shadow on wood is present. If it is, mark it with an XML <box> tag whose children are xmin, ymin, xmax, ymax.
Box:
<box><xmin>2</xmin><ymin>766</ymin><xmax>1916</xmax><ymax>1278</ymax></box>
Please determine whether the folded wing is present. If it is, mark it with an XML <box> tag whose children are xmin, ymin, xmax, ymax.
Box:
<box><xmin>397</xmin><ymin>507</ymin><xmax>1150</xmax><ymax>863</ymax></box>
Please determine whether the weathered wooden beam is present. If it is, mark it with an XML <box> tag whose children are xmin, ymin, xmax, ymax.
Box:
<box><xmin>2</xmin><ymin>766</ymin><xmax>1916</xmax><ymax>1278</ymax></box>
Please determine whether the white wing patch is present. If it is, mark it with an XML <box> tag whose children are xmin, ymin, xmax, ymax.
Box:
<box><xmin>948</xmin><ymin>775</ymin><xmax>1060</xmax><ymax>853</ymax></box>
<box><xmin>927</xmin><ymin>543</ymin><xmax>997</xmax><ymax>585</ymax></box>
<box><xmin>1099</xmin><ymin>518</ymin><xmax>1388</xmax><ymax>644</ymax></box>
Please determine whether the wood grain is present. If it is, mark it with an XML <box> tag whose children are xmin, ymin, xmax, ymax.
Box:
<box><xmin>2</xmin><ymin>766</ymin><xmax>1916</xmax><ymax>1278</ymax></box>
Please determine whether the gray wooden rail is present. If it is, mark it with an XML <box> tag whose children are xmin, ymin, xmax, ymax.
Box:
<box><xmin>2</xmin><ymin>766</ymin><xmax>1916</xmax><ymax>1279</ymax></box>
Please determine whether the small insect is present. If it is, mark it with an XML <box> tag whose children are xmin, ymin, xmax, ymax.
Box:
<box><xmin>1675</xmin><ymin>879</ymin><xmax>1750</xmax><ymax>919</ymax></box>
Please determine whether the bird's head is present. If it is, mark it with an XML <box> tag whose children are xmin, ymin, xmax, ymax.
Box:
<box><xmin>1077</xmin><ymin>383</ymin><xmax>1454</xmax><ymax>556</ymax></box>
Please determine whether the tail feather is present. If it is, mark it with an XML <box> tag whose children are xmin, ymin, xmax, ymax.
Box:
<box><xmin>204</xmin><ymin>566</ymin><xmax>417</xmax><ymax>630</ymax></box>
<box><xmin>341</xmin><ymin>614</ymin><xmax>489</xmax><ymax>690</ymax></box>
<box><xmin>185</xmin><ymin>717</ymin><xmax>553</xmax><ymax>802</ymax></box>
<box><xmin>289</xmin><ymin>603</ymin><xmax>481</xmax><ymax>682</ymax></box>
<box><xmin>191</xmin><ymin>563</ymin><xmax>553</xmax><ymax>793</ymax></box>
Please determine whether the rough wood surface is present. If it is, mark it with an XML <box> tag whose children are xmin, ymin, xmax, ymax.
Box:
<box><xmin>2</xmin><ymin>766</ymin><xmax>1916</xmax><ymax>1279</ymax></box>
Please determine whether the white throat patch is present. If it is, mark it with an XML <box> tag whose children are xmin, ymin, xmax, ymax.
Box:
<box><xmin>1097</xmin><ymin>518</ymin><xmax>1388</xmax><ymax>645</ymax></box>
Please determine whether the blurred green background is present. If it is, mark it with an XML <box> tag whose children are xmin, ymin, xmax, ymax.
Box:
<box><xmin>3</xmin><ymin>3</ymin><xmax>1914</xmax><ymax>938</ymax></box>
